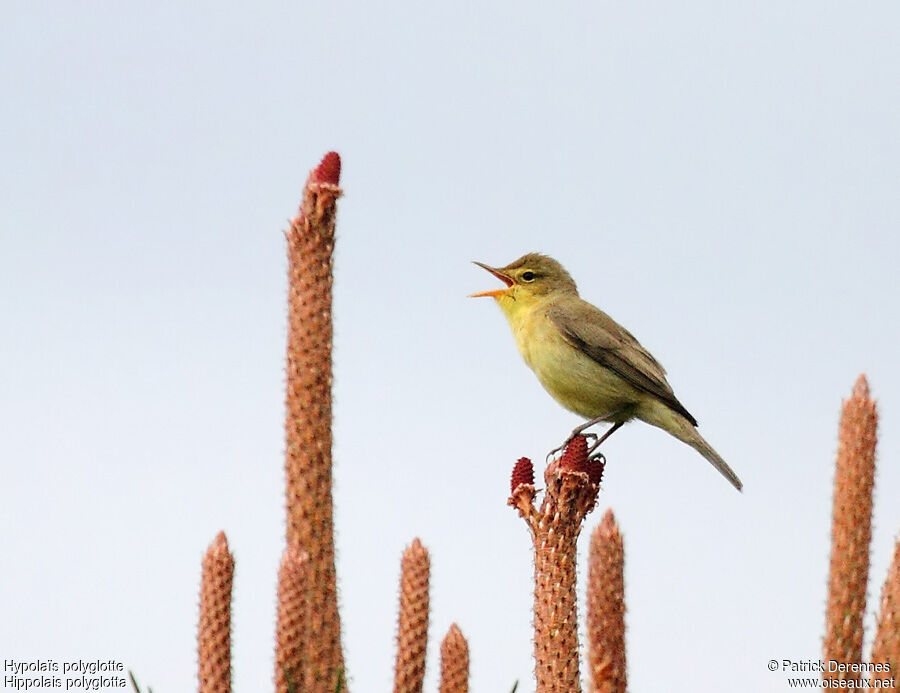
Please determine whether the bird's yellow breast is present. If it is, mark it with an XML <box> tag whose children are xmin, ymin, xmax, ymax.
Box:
<box><xmin>497</xmin><ymin>295</ymin><xmax>640</xmax><ymax>420</ymax></box>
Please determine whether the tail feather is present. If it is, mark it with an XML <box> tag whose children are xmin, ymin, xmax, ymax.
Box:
<box><xmin>686</xmin><ymin>428</ymin><xmax>743</xmax><ymax>492</ymax></box>
<box><xmin>640</xmin><ymin>403</ymin><xmax>743</xmax><ymax>491</ymax></box>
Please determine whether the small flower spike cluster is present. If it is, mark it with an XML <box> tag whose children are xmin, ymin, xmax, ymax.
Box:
<box><xmin>558</xmin><ymin>435</ymin><xmax>605</xmax><ymax>486</ymax></box>
<box><xmin>824</xmin><ymin>376</ymin><xmax>878</xmax><ymax>685</ymax></box>
<box><xmin>508</xmin><ymin>435</ymin><xmax>604</xmax><ymax>693</ymax></box>
<box><xmin>587</xmin><ymin>511</ymin><xmax>626</xmax><ymax>693</ymax></box>
<box><xmin>275</xmin><ymin>547</ymin><xmax>311</xmax><ymax>693</ymax></box>
<box><xmin>510</xmin><ymin>457</ymin><xmax>535</xmax><ymax>492</ymax></box>
<box><xmin>393</xmin><ymin>538</ymin><xmax>431</xmax><ymax>693</ymax></box>
<box><xmin>282</xmin><ymin>151</ymin><xmax>346</xmax><ymax>692</ymax></box>
<box><xmin>439</xmin><ymin>624</ymin><xmax>470</xmax><ymax>693</ymax></box>
<box><xmin>871</xmin><ymin>539</ymin><xmax>900</xmax><ymax>686</ymax></box>
<box><xmin>197</xmin><ymin>532</ymin><xmax>234</xmax><ymax>693</ymax></box>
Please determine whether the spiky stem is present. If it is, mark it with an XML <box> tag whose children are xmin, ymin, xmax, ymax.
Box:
<box><xmin>824</xmin><ymin>375</ymin><xmax>878</xmax><ymax>683</ymax></box>
<box><xmin>871</xmin><ymin>538</ymin><xmax>900</xmax><ymax>686</ymax></box>
<box><xmin>393</xmin><ymin>538</ymin><xmax>431</xmax><ymax>693</ymax></box>
<box><xmin>282</xmin><ymin>152</ymin><xmax>346</xmax><ymax>692</ymax></box>
<box><xmin>439</xmin><ymin>624</ymin><xmax>469</xmax><ymax>693</ymax></box>
<box><xmin>275</xmin><ymin>547</ymin><xmax>311</xmax><ymax>693</ymax></box>
<box><xmin>508</xmin><ymin>436</ymin><xmax>602</xmax><ymax>693</ymax></box>
<box><xmin>587</xmin><ymin>510</ymin><xmax>626</xmax><ymax>693</ymax></box>
<box><xmin>197</xmin><ymin>532</ymin><xmax>233</xmax><ymax>693</ymax></box>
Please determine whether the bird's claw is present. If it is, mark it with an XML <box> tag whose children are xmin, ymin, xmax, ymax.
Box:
<box><xmin>588</xmin><ymin>450</ymin><xmax>607</xmax><ymax>465</ymax></box>
<box><xmin>586</xmin><ymin>436</ymin><xmax>609</xmax><ymax>465</ymax></box>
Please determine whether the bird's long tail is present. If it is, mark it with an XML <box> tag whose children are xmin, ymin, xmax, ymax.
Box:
<box><xmin>683</xmin><ymin>426</ymin><xmax>743</xmax><ymax>492</ymax></box>
<box><xmin>642</xmin><ymin>404</ymin><xmax>743</xmax><ymax>491</ymax></box>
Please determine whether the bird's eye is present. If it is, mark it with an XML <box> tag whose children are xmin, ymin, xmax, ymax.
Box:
<box><xmin>521</xmin><ymin>271</ymin><xmax>536</xmax><ymax>282</ymax></box>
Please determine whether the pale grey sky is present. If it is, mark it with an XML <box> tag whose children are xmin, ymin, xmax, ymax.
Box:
<box><xmin>1</xmin><ymin>3</ymin><xmax>898</xmax><ymax>692</ymax></box>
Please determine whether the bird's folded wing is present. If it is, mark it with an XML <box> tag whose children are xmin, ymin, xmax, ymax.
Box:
<box><xmin>547</xmin><ymin>301</ymin><xmax>698</xmax><ymax>426</ymax></box>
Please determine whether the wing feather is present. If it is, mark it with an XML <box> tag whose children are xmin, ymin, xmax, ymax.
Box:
<box><xmin>547</xmin><ymin>299</ymin><xmax>698</xmax><ymax>426</ymax></box>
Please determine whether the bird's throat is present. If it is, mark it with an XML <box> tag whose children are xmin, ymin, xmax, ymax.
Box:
<box><xmin>495</xmin><ymin>292</ymin><xmax>525</xmax><ymax>324</ymax></box>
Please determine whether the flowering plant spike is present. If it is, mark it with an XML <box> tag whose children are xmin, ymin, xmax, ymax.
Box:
<box><xmin>824</xmin><ymin>375</ymin><xmax>878</xmax><ymax>685</ymax></box>
<box><xmin>871</xmin><ymin>539</ymin><xmax>900</xmax><ymax>685</ymax></box>
<box><xmin>393</xmin><ymin>538</ymin><xmax>431</xmax><ymax>693</ymax></box>
<box><xmin>197</xmin><ymin>532</ymin><xmax>234</xmax><ymax>693</ymax></box>
<box><xmin>282</xmin><ymin>151</ymin><xmax>346</xmax><ymax>691</ymax></box>
<box><xmin>275</xmin><ymin>547</ymin><xmax>311</xmax><ymax>692</ymax></box>
<box><xmin>587</xmin><ymin>511</ymin><xmax>626</xmax><ymax>693</ymax></box>
<box><xmin>439</xmin><ymin>624</ymin><xmax>470</xmax><ymax>693</ymax></box>
<box><xmin>508</xmin><ymin>436</ymin><xmax>603</xmax><ymax>692</ymax></box>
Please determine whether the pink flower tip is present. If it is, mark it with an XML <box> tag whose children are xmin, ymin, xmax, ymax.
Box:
<box><xmin>852</xmin><ymin>374</ymin><xmax>870</xmax><ymax>399</ymax></box>
<box><xmin>600</xmin><ymin>508</ymin><xmax>617</xmax><ymax>532</ymax></box>
<box><xmin>205</xmin><ymin>531</ymin><xmax>231</xmax><ymax>560</ymax></box>
<box><xmin>511</xmin><ymin>457</ymin><xmax>535</xmax><ymax>492</ymax></box>
<box><xmin>314</xmin><ymin>151</ymin><xmax>341</xmax><ymax>185</ymax></box>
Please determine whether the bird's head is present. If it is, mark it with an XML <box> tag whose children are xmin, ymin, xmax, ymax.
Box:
<box><xmin>470</xmin><ymin>253</ymin><xmax>578</xmax><ymax>313</ymax></box>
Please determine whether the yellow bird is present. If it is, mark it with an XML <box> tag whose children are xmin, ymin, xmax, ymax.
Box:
<box><xmin>472</xmin><ymin>253</ymin><xmax>742</xmax><ymax>491</ymax></box>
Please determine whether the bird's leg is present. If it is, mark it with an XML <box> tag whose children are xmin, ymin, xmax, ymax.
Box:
<box><xmin>547</xmin><ymin>410</ymin><xmax>626</xmax><ymax>461</ymax></box>
<box><xmin>587</xmin><ymin>420</ymin><xmax>624</xmax><ymax>459</ymax></box>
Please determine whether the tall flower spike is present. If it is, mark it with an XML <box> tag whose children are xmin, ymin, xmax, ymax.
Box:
<box><xmin>824</xmin><ymin>375</ymin><xmax>878</xmax><ymax>684</ymax></box>
<box><xmin>508</xmin><ymin>436</ymin><xmax>601</xmax><ymax>693</ymax></box>
<box><xmin>275</xmin><ymin>547</ymin><xmax>311</xmax><ymax>693</ymax></box>
<box><xmin>282</xmin><ymin>151</ymin><xmax>346</xmax><ymax>692</ymax></box>
<box><xmin>439</xmin><ymin>623</ymin><xmax>470</xmax><ymax>693</ymax></box>
<box><xmin>393</xmin><ymin>538</ymin><xmax>431</xmax><ymax>693</ymax></box>
<box><xmin>587</xmin><ymin>511</ymin><xmax>627</xmax><ymax>693</ymax></box>
<box><xmin>198</xmin><ymin>532</ymin><xmax>234</xmax><ymax>693</ymax></box>
<box><xmin>870</xmin><ymin>538</ymin><xmax>900</xmax><ymax>686</ymax></box>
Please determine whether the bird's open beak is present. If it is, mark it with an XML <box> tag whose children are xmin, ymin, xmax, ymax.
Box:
<box><xmin>470</xmin><ymin>261</ymin><xmax>514</xmax><ymax>298</ymax></box>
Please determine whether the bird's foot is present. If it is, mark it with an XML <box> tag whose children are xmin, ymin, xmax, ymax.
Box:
<box><xmin>587</xmin><ymin>449</ymin><xmax>607</xmax><ymax>465</ymax></box>
<box><xmin>585</xmin><ymin>435</ymin><xmax>612</xmax><ymax>467</ymax></box>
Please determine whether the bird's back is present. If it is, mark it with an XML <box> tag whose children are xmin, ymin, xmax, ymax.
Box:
<box><xmin>543</xmin><ymin>294</ymin><xmax>698</xmax><ymax>425</ymax></box>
